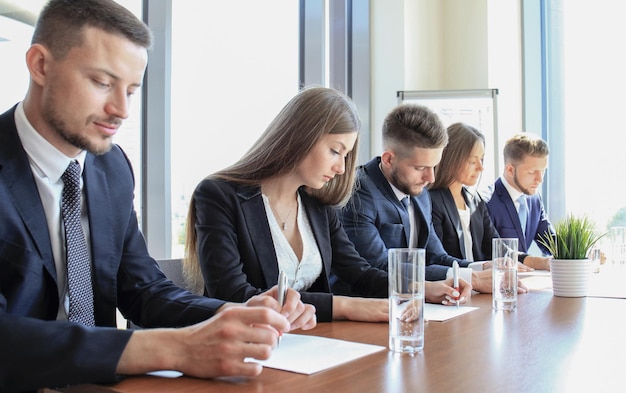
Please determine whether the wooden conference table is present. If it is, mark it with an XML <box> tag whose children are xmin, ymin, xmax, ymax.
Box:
<box><xmin>56</xmin><ymin>269</ymin><xmax>626</xmax><ymax>393</ymax></box>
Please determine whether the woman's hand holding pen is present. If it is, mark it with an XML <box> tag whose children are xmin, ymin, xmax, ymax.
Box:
<box><xmin>252</xmin><ymin>285</ymin><xmax>317</xmax><ymax>331</ymax></box>
<box><xmin>424</xmin><ymin>278</ymin><xmax>472</xmax><ymax>306</ymax></box>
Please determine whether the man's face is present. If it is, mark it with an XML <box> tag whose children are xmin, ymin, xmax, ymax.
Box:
<box><xmin>36</xmin><ymin>27</ymin><xmax>148</xmax><ymax>157</ymax></box>
<box><xmin>505</xmin><ymin>155</ymin><xmax>548</xmax><ymax>195</ymax></box>
<box><xmin>382</xmin><ymin>146</ymin><xmax>444</xmax><ymax>196</ymax></box>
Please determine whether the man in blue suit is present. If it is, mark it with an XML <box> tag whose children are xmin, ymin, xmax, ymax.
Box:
<box><xmin>482</xmin><ymin>133</ymin><xmax>554</xmax><ymax>270</ymax></box>
<box><xmin>336</xmin><ymin>104</ymin><xmax>515</xmax><ymax>296</ymax></box>
<box><xmin>0</xmin><ymin>1</ymin><xmax>314</xmax><ymax>392</ymax></box>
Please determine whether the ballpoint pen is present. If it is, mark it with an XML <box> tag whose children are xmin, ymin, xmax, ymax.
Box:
<box><xmin>452</xmin><ymin>260</ymin><xmax>460</xmax><ymax>308</ymax></box>
<box><xmin>277</xmin><ymin>270</ymin><xmax>288</xmax><ymax>346</ymax></box>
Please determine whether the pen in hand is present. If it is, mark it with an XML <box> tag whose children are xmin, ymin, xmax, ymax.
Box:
<box><xmin>452</xmin><ymin>260</ymin><xmax>460</xmax><ymax>308</ymax></box>
<box><xmin>277</xmin><ymin>270</ymin><xmax>288</xmax><ymax>346</ymax></box>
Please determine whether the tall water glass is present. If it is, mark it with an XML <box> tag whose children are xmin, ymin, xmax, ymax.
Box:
<box><xmin>492</xmin><ymin>238</ymin><xmax>518</xmax><ymax>311</ymax></box>
<box><xmin>388</xmin><ymin>248</ymin><xmax>425</xmax><ymax>354</ymax></box>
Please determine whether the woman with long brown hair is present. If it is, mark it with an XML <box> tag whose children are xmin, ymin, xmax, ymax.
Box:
<box><xmin>184</xmin><ymin>87</ymin><xmax>472</xmax><ymax>322</ymax></box>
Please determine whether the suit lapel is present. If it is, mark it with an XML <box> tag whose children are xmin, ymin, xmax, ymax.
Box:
<box><xmin>300</xmin><ymin>193</ymin><xmax>332</xmax><ymax>290</ymax></box>
<box><xmin>83</xmin><ymin>154</ymin><xmax>116</xmax><ymax>294</ymax></box>
<box><xmin>442</xmin><ymin>188</ymin><xmax>466</xmax><ymax>259</ymax></box>
<box><xmin>464</xmin><ymin>188</ymin><xmax>483</xmax><ymax>258</ymax></box>
<box><xmin>238</xmin><ymin>185</ymin><xmax>280</xmax><ymax>287</ymax></box>
<box><xmin>0</xmin><ymin>108</ymin><xmax>56</xmax><ymax>280</ymax></box>
<box><xmin>365</xmin><ymin>159</ymin><xmax>411</xmax><ymax>244</ymax></box>
<box><xmin>495</xmin><ymin>178</ymin><xmax>526</xmax><ymax>243</ymax></box>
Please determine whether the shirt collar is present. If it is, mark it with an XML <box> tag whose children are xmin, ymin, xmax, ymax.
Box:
<box><xmin>378</xmin><ymin>161</ymin><xmax>409</xmax><ymax>202</ymax></box>
<box><xmin>501</xmin><ymin>175</ymin><xmax>525</xmax><ymax>203</ymax></box>
<box><xmin>15</xmin><ymin>101</ymin><xmax>87</xmax><ymax>183</ymax></box>
<box><xmin>389</xmin><ymin>181</ymin><xmax>410</xmax><ymax>203</ymax></box>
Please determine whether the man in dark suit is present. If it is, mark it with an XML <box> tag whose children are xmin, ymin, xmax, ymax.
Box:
<box><xmin>336</xmin><ymin>104</ymin><xmax>513</xmax><ymax>296</ymax></box>
<box><xmin>482</xmin><ymin>133</ymin><xmax>554</xmax><ymax>270</ymax></box>
<box><xmin>0</xmin><ymin>1</ymin><xmax>314</xmax><ymax>392</ymax></box>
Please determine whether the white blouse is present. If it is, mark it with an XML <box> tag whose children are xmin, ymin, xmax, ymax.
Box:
<box><xmin>262</xmin><ymin>193</ymin><xmax>323</xmax><ymax>291</ymax></box>
<box><xmin>457</xmin><ymin>207</ymin><xmax>474</xmax><ymax>262</ymax></box>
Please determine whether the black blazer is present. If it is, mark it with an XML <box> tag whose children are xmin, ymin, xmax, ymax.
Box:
<box><xmin>0</xmin><ymin>105</ymin><xmax>224</xmax><ymax>392</ymax></box>
<box><xmin>429</xmin><ymin>187</ymin><xmax>500</xmax><ymax>261</ymax></box>
<box><xmin>192</xmin><ymin>178</ymin><xmax>389</xmax><ymax>322</ymax></box>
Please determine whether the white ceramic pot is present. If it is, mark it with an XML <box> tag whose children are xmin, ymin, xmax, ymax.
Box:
<box><xmin>549</xmin><ymin>258</ymin><xmax>592</xmax><ymax>297</ymax></box>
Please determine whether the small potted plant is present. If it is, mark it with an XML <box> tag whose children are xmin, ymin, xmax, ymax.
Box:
<box><xmin>538</xmin><ymin>214</ymin><xmax>605</xmax><ymax>297</ymax></box>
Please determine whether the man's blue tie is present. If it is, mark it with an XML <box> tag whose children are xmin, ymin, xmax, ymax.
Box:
<box><xmin>61</xmin><ymin>160</ymin><xmax>96</xmax><ymax>326</ymax></box>
<box><xmin>401</xmin><ymin>196</ymin><xmax>410</xmax><ymax>209</ymax></box>
<box><xmin>518</xmin><ymin>195</ymin><xmax>528</xmax><ymax>240</ymax></box>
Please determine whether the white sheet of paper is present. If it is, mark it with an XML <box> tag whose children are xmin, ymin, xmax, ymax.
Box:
<box><xmin>424</xmin><ymin>303</ymin><xmax>478</xmax><ymax>321</ymax></box>
<box><xmin>246</xmin><ymin>333</ymin><xmax>385</xmax><ymax>375</ymax></box>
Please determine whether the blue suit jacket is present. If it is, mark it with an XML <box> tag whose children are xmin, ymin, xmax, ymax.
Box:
<box><xmin>429</xmin><ymin>187</ymin><xmax>500</xmax><ymax>261</ymax></box>
<box><xmin>483</xmin><ymin>177</ymin><xmax>554</xmax><ymax>254</ymax></box>
<box><xmin>0</xmin><ymin>105</ymin><xmax>225</xmax><ymax>392</ymax></box>
<box><xmin>192</xmin><ymin>178</ymin><xmax>388</xmax><ymax>323</ymax></box>
<box><xmin>337</xmin><ymin>157</ymin><xmax>470</xmax><ymax>289</ymax></box>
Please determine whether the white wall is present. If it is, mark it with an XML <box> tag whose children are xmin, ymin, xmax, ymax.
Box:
<box><xmin>369</xmin><ymin>0</ymin><xmax>523</xmax><ymax>163</ymax></box>
<box><xmin>370</xmin><ymin>0</ymin><xmax>405</xmax><ymax>156</ymax></box>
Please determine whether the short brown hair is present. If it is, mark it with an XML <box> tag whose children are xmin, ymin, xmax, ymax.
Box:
<box><xmin>503</xmin><ymin>133</ymin><xmax>549</xmax><ymax>165</ymax></box>
<box><xmin>382</xmin><ymin>104</ymin><xmax>447</xmax><ymax>159</ymax></box>
<box><xmin>32</xmin><ymin>0</ymin><xmax>152</xmax><ymax>59</ymax></box>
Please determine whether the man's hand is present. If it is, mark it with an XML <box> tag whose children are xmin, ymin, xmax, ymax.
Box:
<box><xmin>471</xmin><ymin>270</ymin><xmax>528</xmax><ymax>294</ymax></box>
<box><xmin>524</xmin><ymin>255</ymin><xmax>551</xmax><ymax>270</ymax></box>
<box><xmin>117</xmin><ymin>306</ymin><xmax>290</xmax><ymax>378</ymax></box>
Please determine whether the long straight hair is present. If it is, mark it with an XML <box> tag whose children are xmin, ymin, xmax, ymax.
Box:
<box><xmin>430</xmin><ymin>122</ymin><xmax>485</xmax><ymax>190</ymax></box>
<box><xmin>209</xmin><ymin>86</ymin><xmax>361</xmax><ymax>205</ymax></box>
<box><xmin>183</xmin><ymin>86</ymin><xmax>361</xmax><ymax>292</ymax></box>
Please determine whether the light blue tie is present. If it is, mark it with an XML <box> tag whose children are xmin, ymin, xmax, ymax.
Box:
<box><xmin>518</xmin><ymin>195</ymin><xmax>528</xmax><ymax>239</ymax></box>
<box><xmin>401</xmin><ymin>196</ymin><xmax>410</xmax><ymax>209</ymax></box>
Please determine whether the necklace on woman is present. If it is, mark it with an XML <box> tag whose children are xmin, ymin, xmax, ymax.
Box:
<box><xmin>268</xmin><ymin>197</ymin><xmax>297</xmax><ymax>231</ymax></box>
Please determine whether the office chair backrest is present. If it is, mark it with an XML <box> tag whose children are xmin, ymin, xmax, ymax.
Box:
<box><xmin>156</xmin><ymin>258</ymin><xmax>186</xmax><ymax>289</ymax></box>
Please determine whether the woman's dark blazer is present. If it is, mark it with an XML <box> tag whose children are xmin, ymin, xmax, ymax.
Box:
<box><xmin>192</xmin><ymin>178</ymin><xmax>388</xmax><ymax>322</ymax></box>
<box><xmin>429</xmin><ymin>186</ymin><xmax>500</xmax><ymax>261</ymax></box>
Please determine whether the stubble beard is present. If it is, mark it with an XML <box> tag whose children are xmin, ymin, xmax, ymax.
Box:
<box><xmin>43</xmin><ymin>103</ymin><xmax>114</xmax><ymax>156</ymax></box>
<box><xmin>389</xmin><ymin>167</ymin><xmax>425</xmax><ymax>197</ymax></box>
<box><xmin>513</xmin><ymin>168</ymin><xmax>533</xmax><ymax>195</ymax></box>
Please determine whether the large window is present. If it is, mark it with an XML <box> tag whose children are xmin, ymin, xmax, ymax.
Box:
<box><xmin>0</xmin><ymin>0</ymin><xmax>144</xmax><ymax>221</ymax></box>
<box><xmin>0</xmin><ymin>12</ymin><xmax>32</xmax><ymax>111</ymax></box>
<box><xmin>169</xmin><ymin>1</ymin><xmax>300</xmax><ymax>257</ymax></box>
<box><xmin>561</xmin><ymin>1</ymin><xmax>626</xmax><ymax>233</ymax></box>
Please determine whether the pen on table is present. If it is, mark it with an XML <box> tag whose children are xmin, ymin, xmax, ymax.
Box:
<box><xmin>452</xmin><ymin>260</ymin><xmax>460</xmax><ymax>308</ymax></box>
<box><xmin>277</xmin><ymin>270</ymin><xmax>288</xmax><ymax>346</ymax></box>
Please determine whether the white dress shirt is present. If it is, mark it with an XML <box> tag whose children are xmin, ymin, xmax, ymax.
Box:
<box><xmin>263</xmin><ymin>193</ymin><xmax>323</xmax><ymax>291</ymax></box>
<box><xmin>457</xmin><ymin>207</ymin><xmax>474</xmax><ymax>261</ymax></box>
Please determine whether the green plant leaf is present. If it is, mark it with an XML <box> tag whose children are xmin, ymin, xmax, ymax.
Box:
<box><xmin>537</xmin><ymin>214</ymin><xmax>605</xmax><ymax>259</ymax></box>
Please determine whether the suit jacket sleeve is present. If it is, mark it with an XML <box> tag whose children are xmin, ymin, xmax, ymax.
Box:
<box><xmin>477</xmin><ymin>192</ymin><xmax>500</xmax><ymax>260</ymax></box>
<box><xmin>531</xmin><ymin>194</ymin><xmax>555</xmax><ymax>255</ymax></box>
<box><xmin>340</xmin><ymin>179</ymin><xmax>391</xmax><ymax>271</ymax></box>
<box><xmin>325</xmin><ymin>201</ymin><xmax>389</xmax><ymax>298</ymax></box>
<box><xmin>0</xmin><ymin>121</ymin><xmax>223</xmax><ymax>392</ymax></box>
<box><xmin>430</xmin><ymin>188</ymin><xmax>464</xmax><ymax>260</ymax></box>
